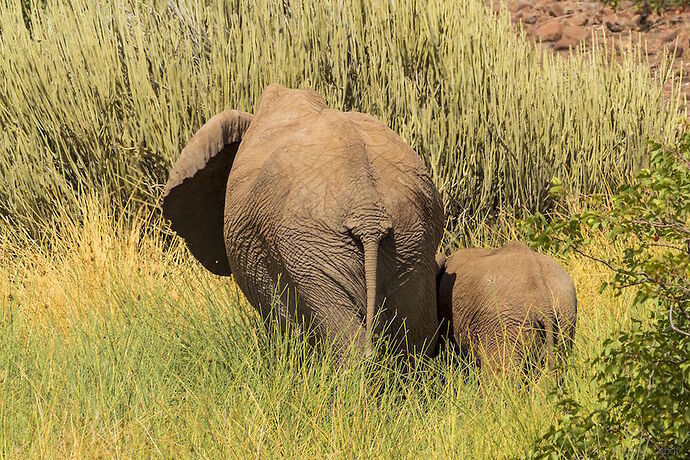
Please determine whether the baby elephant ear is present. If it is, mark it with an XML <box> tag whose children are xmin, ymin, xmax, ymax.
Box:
<box><xmin>435</xmin><ymin>252</ymin><xmax>447</xmax><ymax>280</ymax></box>
<box><xmin>162</xmin><ymin>109</ymin><xmax>253</xmax><ymax>275</ymax></box>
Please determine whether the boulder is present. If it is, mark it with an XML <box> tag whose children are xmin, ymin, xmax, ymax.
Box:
<box><xmin>535</xmin><ymin>20</ymin><xmax>564</xmax><ymax>42</ymax></box>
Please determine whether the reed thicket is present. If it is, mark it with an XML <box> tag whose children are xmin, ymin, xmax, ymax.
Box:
<box><xmin>0</xmin><ymin>0</ymin><xmax>682</xmax><ymax>240</ymax></box>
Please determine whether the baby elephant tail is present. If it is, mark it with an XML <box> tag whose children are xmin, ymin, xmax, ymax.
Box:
<box><xmin>543</xmin><ymin>315</ymin><xmax>555</xmax><ymax>370</ymax></box>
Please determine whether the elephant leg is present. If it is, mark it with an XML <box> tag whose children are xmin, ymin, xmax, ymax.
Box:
<box><xmin>251</xmin><ymin>268</ymin><xmax>369</xmax><ymax>359</ymax></box>
<box><xmin>230</xmin><ymin>246</ymin><xmax>295</xmax><ymax>341</ymax></box>
<box><xmin>314</xmin><ymin>308</ymin><xmax>369</xmax><ymax>359</ymax></box>
<box><xmin>477</xmin><ymin>338</ymin><xmax>519</xmax><ymax>376</ymax></box>
<box><xmin>273</xmin><ymin>284</ymin><xmax>368</xmax><ymax>357</ymax></box>
<box><xmin>260</xmin><ymin>279</ymin><xmax>301</xmax><ymax>338</ymax></box>
<box><xmin>377</xmin><ymin>275</ymin><xmax>441</xmax><ymax>358</ymax></box>
<box><xmin>477</xmin><ymin>322</ymin><xmax>543</xmax><ymax>376</ymax></box>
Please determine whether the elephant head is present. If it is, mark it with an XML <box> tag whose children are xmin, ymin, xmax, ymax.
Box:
<box><xmin>163</xmin><ymin>84</ymin><xmax>444</xmax><ymax>357</ymax></box>
<box><xmin>435</xmin><ymin>241</ymin><xmax>577</xmax><ymax>373</ymax></box>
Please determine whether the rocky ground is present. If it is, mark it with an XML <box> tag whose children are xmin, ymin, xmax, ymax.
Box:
<box><xmin>491</xmin><ymin>0</ymin><xmax>690</xmax><ymax>101</ymax></box>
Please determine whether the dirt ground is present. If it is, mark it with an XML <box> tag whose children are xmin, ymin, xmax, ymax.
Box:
<box><xmin>490</xmin><ymin>0</ymin><xmax>690</xmax><ymax>102</ymax></box>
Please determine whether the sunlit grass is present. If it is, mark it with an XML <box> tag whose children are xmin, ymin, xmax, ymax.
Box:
<box><xmin>0</xmin><ymin>197</ymin><xmax>641</xmax><ymax>458</ymax></box>
<box><xmin>0</xmin><ymin>0</ymin><xmax>673</xmax><ymax>456</ymax></box>
<box><xmin>0</xmin><ymin>0</ymin><xmax>682</xmax><ymax>240</ymax></box>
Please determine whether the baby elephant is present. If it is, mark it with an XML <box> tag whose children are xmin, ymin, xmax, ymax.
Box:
<box><xmin>436</xmin><ymin>241</ymin><xmax>577</xmax><ymax>374</ymax></box>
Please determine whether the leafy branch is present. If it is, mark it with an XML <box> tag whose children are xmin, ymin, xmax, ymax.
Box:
<box><xmin>525</xmin><ymin>134</ymin><xmax>690</xmax><ymax>458</ymax></box>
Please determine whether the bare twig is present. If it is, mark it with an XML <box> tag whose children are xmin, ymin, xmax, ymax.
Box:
<box><xmin>669</xmin><ymin>303</ymin><xmax>690</xmax><ymax>337</ymax></box>
<box><xmin>631</xmin><ymin>219</ymin><xmax>690</xmax><ymax>236</ymax></box>
<box><xmin>567</xmin><ymin>245</ymin><xmax>627</xmax><ymax>274</ymax></box>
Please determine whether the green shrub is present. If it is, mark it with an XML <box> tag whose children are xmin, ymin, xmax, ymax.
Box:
<box><xmin>524</xmin><ymin>132</ymin><xmax>690</xmax><ymax>457</ymax></box>
<box><xmin>0</xmin><ymin>0</ymin><xmax>682</xmax><ymax>241</ymax></box>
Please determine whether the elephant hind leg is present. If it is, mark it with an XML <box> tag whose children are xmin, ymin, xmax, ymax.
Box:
<box><xmin>476</xmin><ymin>325</ymin><xmax>543</xmax><ymax>377</ymax></box>
<box><xmin>310</xmin><ymin>306</ymin><xmax>369</xmax><ymax>359</ymax></box>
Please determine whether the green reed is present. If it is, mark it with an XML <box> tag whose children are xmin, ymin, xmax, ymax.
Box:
<box><xmin>0</xmin><ymin>0</ymin><xmax>682</xmax><ymax>240</ymax></box>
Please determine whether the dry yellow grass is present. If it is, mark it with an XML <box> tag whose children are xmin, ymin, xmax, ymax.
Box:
<box><xmin>0</xmin><ymin>197</ymin><xmax>642</xmax><ymax>458</ymax></box>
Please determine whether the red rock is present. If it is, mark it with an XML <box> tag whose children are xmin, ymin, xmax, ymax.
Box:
<box><xmin>560</xmin><ymin>2</ymin><xmax>576</xmax><ymax>14</ymax></box>
<box><xmin>616</xmin><ymin>11</ymin><xmax>632</xmax><ymax>21</ymax></box>
<box><xmin>549</xmin><ymin>3</ymin><xmax>564</xmax><ymax>17</ymax></box>
<box><xmin>564</xmin><ymin>25</ymin><xmax>590</xmax><ymax>42</ymax></box>
<box><xmin>664</xmin><ymin>42</ymin><xmax>684</xmax><ymax>58</ymax></box>
<box><xmin>663</xmin><ymin>32</ymin><xmax>687</xmax><ymax>58</ymax></box>
<box><xmin>603</xmin><ymin>14</ymin><xmax>624</xmax><ymax>33</ymax></box>
<box><xmin>628</xmin><ymin>14</ymin><xmax>643</xmax><ymax>29</ymax></box>
<box><xmin>500</xmin><ymin>0</ymin><xmax>690</xmax><ymax>101</ymax></box>
<box><xmin>515</xmin><ymin>1</ymin><xmax>531</xmax><ymax>12</ymax></box>
<box><xmin>679</xmin><ymin>31</ymin><xmax>690</xmax><ymax>48</ymax></box>
<box><xmin>535</xmin><ymin>19</ymin><xmax>564</xmax><ymax>42</ymax></box>
<box><xmin>606</xmin><ymin>21</ymin><xmax>625</xmax><ymax>33</ymax></box>
<box><xmin>662</xmin><ymin>29</ymin><xmax>681</xmax><ymax>44</ymax></box>
<box><xmin>533</xmin><ymin>1</ymin><xmax>549</xmax><ymax>14</ymax></box>
<box><xmin>554</xmin><ymin>36</ymin><xmax>580</xmax><ymax>50</ymax></box>
<box><xmin>567</xmin><ymin>12</ymin><xmax>589</xmax><ymax>27</ymax></box>
<box><xmin>522</xmin><ymin>14</ymin><xmax>538</xmax><ymax>25</ymax></box>
<box><xmin>514</xmin><ymin>7</ymin><xmax>534</xmax><ymax>17</ymax></box>
<box><xmin>647</xmin><ymin>13</ymin><xmax>662</xmax><ymax>25</ymax></box>
<box><xmin>644</xmin><ymin>35</ymin><xmax>661</xmax><ymax>52</ymax></box>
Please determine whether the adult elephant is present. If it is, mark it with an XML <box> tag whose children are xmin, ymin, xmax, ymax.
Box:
<box><xmin>163</xmin><ymin>84</ymin><xmax>444</xmax><ymax>357</ymax></box>
<box><xmin>435</xmin><ymin>241</ymin><xmax>577</xmax><ymax>373</ymax></box>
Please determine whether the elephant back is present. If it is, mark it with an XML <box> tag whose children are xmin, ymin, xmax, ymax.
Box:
<box><xmin>221</xmin><ymin>88</ymin><xmax>444</xmax><ymax>355</ymax></box>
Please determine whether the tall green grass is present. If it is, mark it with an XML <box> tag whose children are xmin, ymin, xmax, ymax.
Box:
<box><xmin>0</xmin><ymin>196</ymin><xmax>644</xmax><ymax>458</ymax></box>
<box><xmin>0</xmin><ymin>0</ymin><xmax>683</xmax><ymax>240</ymax></box>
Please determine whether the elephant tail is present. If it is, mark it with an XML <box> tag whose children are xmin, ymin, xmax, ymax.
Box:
<box><xmin>543</xmin><ymin>314</ymin><xmax>555</xmax><ymax>370</ymax></box>
<box><xmin>345</xmin><ymin>208</ymin><xmax>391</xmax><ymax>357</ymax></box>
<box><xmin>363</xmin><ymin>237</ymin><xmax>381</xmax><ymax>356</ymax></box>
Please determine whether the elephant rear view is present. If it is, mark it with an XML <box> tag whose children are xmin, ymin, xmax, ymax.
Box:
<box><xmin>163</xmin><ymin>84</ymin><xmax>444</xmax><ymax>357</ymax></box>
<box><xmin>436</xmin><ymin>241</ymin><xmax>577</xmax><ymax>374</ymax></box>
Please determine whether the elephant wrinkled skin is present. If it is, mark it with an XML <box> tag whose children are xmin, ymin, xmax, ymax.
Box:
<box><xmin>163</xmin><ymin>84</ymin><xmax>444</xmax><ymax>357</ymax></box>
<box><xmin>436</xmin><ymin>241</ymin><xmax>577</xmax><ymax>373</ymax></box>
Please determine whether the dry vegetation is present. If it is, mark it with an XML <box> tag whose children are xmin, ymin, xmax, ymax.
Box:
<box><xmin>0</xmin><ymin>0</ymin><xmax>683</xmax><ymax>239</ymax></box>
<box><xmin>0</xmin><ymin>0</ymin><xmax>684</xmax><ymax>457</ymax></box>
<box><xmin>1</xmin><ymin>196</ymin><xmax>643</xmax><ymax>458</ymax></box>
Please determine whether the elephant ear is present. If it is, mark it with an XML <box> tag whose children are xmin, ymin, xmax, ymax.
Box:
<box><xmin>435</xmin><ymin>252</ymin><xmax>454</xmax><ymax>340</ymax></box>
<box><xmin>435</xmin><ymin>252</ymin><xmax>446</xmax><ymax>281</ymax></box>
<box><xmin>162</xmin><ymin>109</ymin><xmax>253</xmax><ymax>275</ymax></box>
